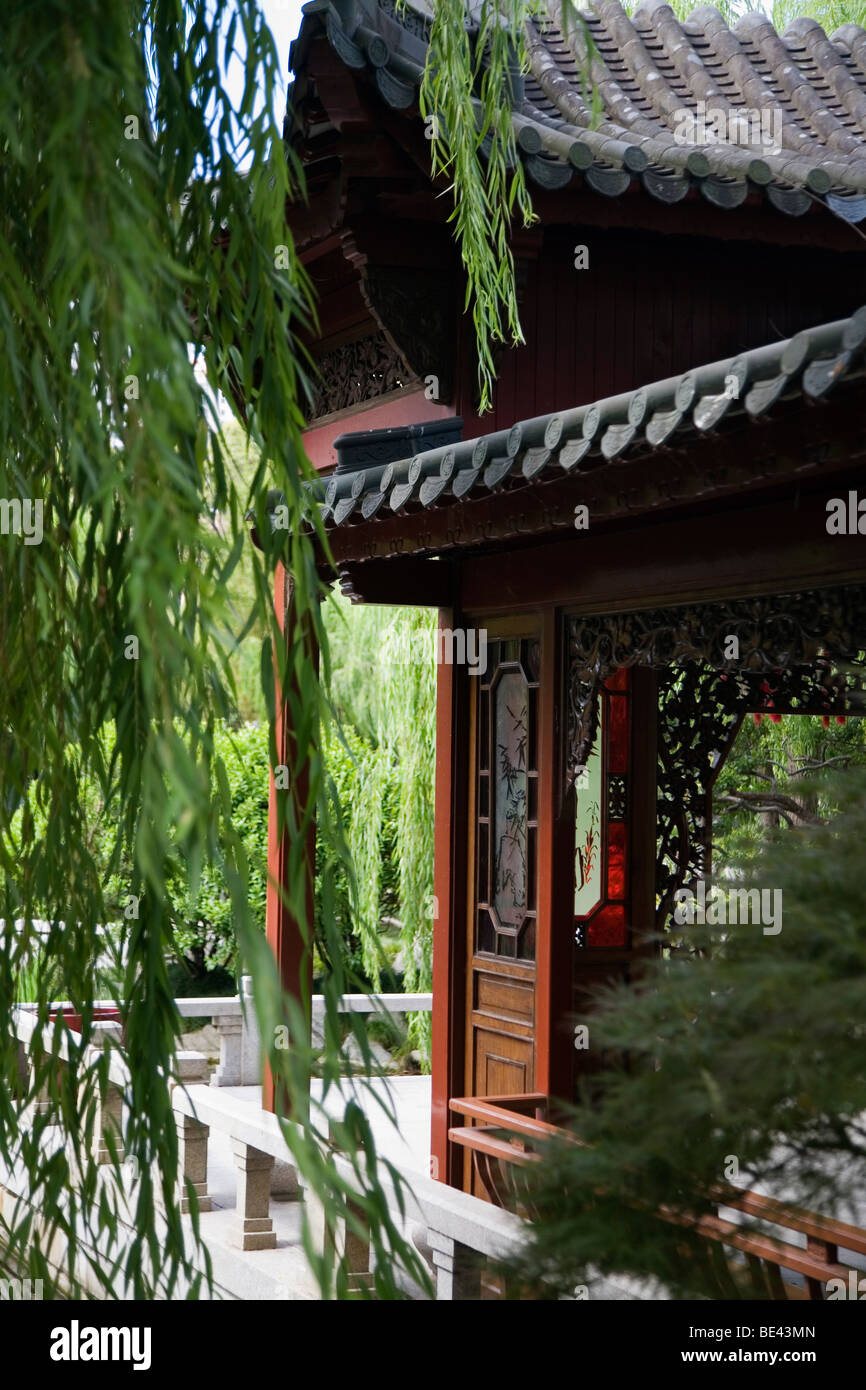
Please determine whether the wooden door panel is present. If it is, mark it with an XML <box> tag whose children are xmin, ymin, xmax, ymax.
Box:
<box><xmin>461</xmin><ymin>621</ymin><xmax>542</xmax><ymax>1194</ymax></box>
<box><xmin>474</xmin><ymin>970</ymin><xmax>534</xmax><ymax>1026</ymax></box>
<box><xmin>474</xmin><ymin>1030</ymin><xmax>534</xmax><ymax>1095</ymax></box>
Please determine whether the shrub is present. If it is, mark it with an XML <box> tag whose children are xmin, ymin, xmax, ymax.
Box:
<box><xmin>510</xmin><ymin>768</ymin><xmax>866</xmax><ymax>1300</ymax></box>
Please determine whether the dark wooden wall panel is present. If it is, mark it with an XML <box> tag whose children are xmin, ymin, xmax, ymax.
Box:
<box><xmin>455</xmin><ymin>226</ymin><xmax>866</xmax><ymax>436</ymax></box>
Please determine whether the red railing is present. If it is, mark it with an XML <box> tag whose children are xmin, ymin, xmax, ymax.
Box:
<box><xmin>449</xmin><ymin>1093</ymin><xmax>866</xmax><ymax>1300</ymax></box>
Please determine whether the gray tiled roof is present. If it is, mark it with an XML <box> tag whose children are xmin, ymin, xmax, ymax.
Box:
<box><xmin>313</xmin><ymin>306</ymin><xmax>866</xmax><ymax>528</ymax></box>
<box><xmin>289</xmin><ymin>0</ymin><xmax>866</xmax><ymax>220</ymax></box>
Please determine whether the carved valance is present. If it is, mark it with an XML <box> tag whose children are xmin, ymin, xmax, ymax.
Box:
<box><xmin>307</xmin><ymin>331</ymin><xmax>413</xmax><ymax>421</ymax></box>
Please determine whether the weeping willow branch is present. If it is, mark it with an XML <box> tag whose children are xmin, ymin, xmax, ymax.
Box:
<box><xmin>408</xmin><ymin>0</ymin><xmax>583</xmax><ymax>411</ymax></box>
<box><xmin>0</xmin><ymin>0</ymin><xmax>430</xmax><ymax>1301</ymax></box>
<box><xmin>325</xmin><ymin>599</ymin><xmax>436</xmax><ymax>1060</ymax></box>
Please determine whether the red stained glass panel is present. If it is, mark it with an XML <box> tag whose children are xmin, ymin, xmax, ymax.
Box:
<box><xmin>607</xmin><ymin>820</ymin><xmax>627</xmax><ymax>900</ymax></box>
<box><xmin>608</xmin><ymin>693</ymin><xmax>629</xmax><ymax>773</ymax></box>
<box><xmin>586</xmin><ymin>903</ymin><xmax>627</xmax><ymax>948</ymax></box>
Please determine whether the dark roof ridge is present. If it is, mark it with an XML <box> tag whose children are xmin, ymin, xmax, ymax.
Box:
<box><xmin>289</xmin><ymin>0</ymin><xmax>866</xmax><ymax>219</ymax></box>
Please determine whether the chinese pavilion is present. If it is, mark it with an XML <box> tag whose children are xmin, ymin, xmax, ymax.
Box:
<box><xmin>268</xmin><ymin>0</ymin><xmax>866</xmax><ymax>1201</ymax></box>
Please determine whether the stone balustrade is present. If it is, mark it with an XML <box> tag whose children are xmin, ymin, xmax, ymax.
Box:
<box><xmin>171</xmin><ymin>1082</ymin><xmax>526</xmax><ymax>1298</ymax></box>
<box><xmin>17</xmin><ymin>984</ymin><xmax>433</xmax><ymax>1090</ymax></box>
<box><xmin>11</xmin><ymin>989</ymin><xmax>491</xmax><ymax>1299</ymax></box>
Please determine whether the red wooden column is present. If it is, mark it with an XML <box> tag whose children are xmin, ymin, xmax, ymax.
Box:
<box><xmin>430</xmin><ymin>607</ymin><xmax>469</xmax><ymax>1186</ymax></box>
<box><xmin>263</xmin><ymin>562</ymin><xmax>317</xmax><ymax>1116</ymax></box>
<box><xmin>534</xmin><ymin>607</ymin><xmax>573</xmax><ymax>1104</ymax></box>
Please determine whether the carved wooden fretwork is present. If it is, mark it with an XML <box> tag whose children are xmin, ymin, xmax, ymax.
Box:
<box><xmin>308</xmin><ymin>331</ymin><xmax>411</xmax><ymax>420</ymax></box>
<box><xmin>655</xmin><ymin>665</ymin><xmax>746</xmax><ymax>934</ymax></box>
<box><xmin>656</xmin><ymin>655</ymin><xmax>866</xmax><ymax>931</ymax></box>
<box><xmin>567</xmin><ymin>586</ymin><xmax>866</xmax><ymax>782</ymax></box>
<box><xmin>566</xmin><ymin>585</ymin><xmax>866</xmax><ymax>933</ymax></box>
<box><xmin>363</xmin><ymin>265</ymin><xmax>455</xmax><ymax>402</ymax></box>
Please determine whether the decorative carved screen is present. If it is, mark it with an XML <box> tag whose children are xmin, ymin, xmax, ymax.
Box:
<box><xmin>566</xmin><ymin>584</ymin><xmax>866</xmax><ymax>1104</ymax></box>
<box><xmin>307</xmin><ymin>331</ymin><xmax>411</xmax><ymax>421</ymax></box>
<box><xmin>475</xmin><ymin>636</ymin><xmax>539</xmax><ymax>962</ymax></box>
<box><xmin>567</xmin><ymin>585</ymin><xmax>866</xmax><ymax>935</ymax></box>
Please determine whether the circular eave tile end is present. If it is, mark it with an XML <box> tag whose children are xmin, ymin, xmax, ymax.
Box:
<box><xmin>623</xmin><ymin>146</ymin><xmax>649</xmax><ymax>173</ymax></box>
<box><xmin>545</xmin><ymin>416</ymin><xmax>564</xmax><ymax>449</ymax></box>
<box><xmin>687</xmin><ymin>151</ymin><xmax>711</xmax><ymax>177</ymax></box>
<box><xmin>517</xmin><ymin>125</ymin><xmax>542</xmax><ymax>154</ymax></box>
<box><xmin>367</xmin><ymin>35</ymin><xmax>389</xmax><ymax>67</ymax></box>
<box><xmin>675</xmin><ymin>372</ymin><xmax>697</xmax><ymax>412</ymax></box>
<box><xmin>806</xmin><ymin>168</ymin><xmax>832</xmax><ymax>195</ymax></box>
<box><xmin>582</xmin><ymin>404</ymin><xmax>601</xmax><ymax>440</ymax></box>
<box><xmin>781</xmin><ymin>330</ymin><xmax>812</xmax><ymax>376</ymax></box>
<box><xmin>440</xmin><ymin>449</ymin><xmax>456</xmax><ymax>480</ymax></box>
<box><xmin>747</xmin><ymin>158</ymin><xmax>772</xmax><ymax>186</ymax></box>
<box><xmin>628</xmin><ymin>388</ymin><xmax>648</xmax><ymax>426</ymax></box>
<box><xmin>569</xmin><ymin>142</ymin><xmax>594</xmax><ymax>171</ymax></box>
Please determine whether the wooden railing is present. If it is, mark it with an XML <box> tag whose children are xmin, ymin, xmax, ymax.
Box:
<box><xmin>449</xmin><ymin>1093</ymin><xmax>866</xmax><ymax>1300</ymax></box>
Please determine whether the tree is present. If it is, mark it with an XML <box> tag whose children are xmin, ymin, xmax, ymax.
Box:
<box><xmin>326</xmin><ymin>598</ymin><xmax>436</xmax><ymax>1054</ymax></box>
<box><xmin>714</xmin><ymin>713</ymin><xmax>866</xmax><ymax>855</ymax></box>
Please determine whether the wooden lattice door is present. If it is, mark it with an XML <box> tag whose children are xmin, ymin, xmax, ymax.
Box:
<box><xmin>463</xmin><ymin>619</ymin><xmax>541</xmax><ymax>1192</ymax></box>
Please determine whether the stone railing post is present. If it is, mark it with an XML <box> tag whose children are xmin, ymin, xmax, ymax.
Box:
<box><xmin>15</xmin><ymin>1037</ymin><xmax>28</xmax><ymax>1098</ymax></box>
<box><xmin>231</xmin><ymin>1141</ymin><xmax>276</xmax><ymax>1250</ymax></box>
<box><xmin>32</xmin><ymin>1060</ymin><xmax>54</xmax><ymax>1118</ymax></box>
<box><xmin>90</xmin><ymin>1021</ymin><xmax>125</xmax><ymax>1166</ymax></box>
<box><xmin>427</xmin><ymin>1231</ymin><xmax>484</xmax><ymax>1300</ymax></box>
<box><xmin>176</xmin><ymin>1112</ymin><xmax>213</xmax><ymax>1214</ymax></box>
<box><xmin>341</xmin><ymin>1196</ymin><xmax>373</xmax><ymax>1294</ymax></box>
<box><xmin>211</xmin><ymin>1011</ymin><xmax>243</xmax><ymax>1087</ymax></box>
<box><xmin>240</xmin><ymin>975</ymin><xmax>261</xmax><ymax>1085</ymax></box>
<box><xmin>168</xmin><ymin>1054</ymin><xmax>212</xmax><ymax>1215</ymax></box>
<box><xmin>304</xmin><ymin>1123</ymin><xmax>372</xmax><ymax>1292</ymax></box>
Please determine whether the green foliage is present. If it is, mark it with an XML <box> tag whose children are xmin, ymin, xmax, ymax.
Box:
<box><xmin>325</xmin><ymin>596</ymin><xmax>436</xmax><ymax>1057</ymax></box>
<box><xmin>713</xmin><ymin>712</ymin><xmax>866</xmax><ymax>873</ymax></box>
<box><xmin>2</xmin><ymin>699</ymin><xmax>418</xmax><ymax>998</ymax></box>
<box><xmin>411</xmin><ymin>0</ymin><xmax>584</xmax><ymax>411</ymax></box>
<box><xmin>167</xmin><ymin>722</ymin><xmax>269</xmax><ymax>974</ymax></box>
<box><xmin>316</xmin><ymin>720</ymin><xmax>401</xmax><ymax>985</ymax></box>
<box><xmin>511</xmin><ymin>768</ymin><xmax>866</xmax><ymax>1300</ymax></box>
